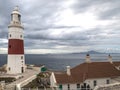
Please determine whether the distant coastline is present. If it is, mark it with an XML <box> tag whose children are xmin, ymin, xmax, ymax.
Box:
<box><xmin>0</xmin><ymin>50</ymin><xmax>120</xmax><ymax>55</ymax></box>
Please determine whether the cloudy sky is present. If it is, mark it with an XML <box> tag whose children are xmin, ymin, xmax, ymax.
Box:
<box><xmin>0</xmin><ymin>0</ymin><xmax>120</xmax><ymax>54</ymax></box>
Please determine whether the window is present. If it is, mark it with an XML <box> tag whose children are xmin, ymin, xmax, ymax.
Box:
<box><xmin>10</xmin><ymin>34</ymin><xmax>11</xmax><ymax>37</ymax></box>
<box><xmin>20</xmin><ymin>35</ymin><xmax>22</xmax><ymax>38</ymax></box>
<box><xmin>59</xmin><ymin>85</ymin><xmax>62</xmax><ymax>90</ymax></box>
<box><xmin>87</xmin><ymin>85</ymin><xmax>90</xmax><ymax>89</ymax></box>
<box><xmin>68</xmin><ymin>84</ymin><xmax>70</xmax><ymax>90</ymax></box>
<box><xmin>18</xmin><ymin>15</ymin><xmax>21</xmax><ymax>21</ymax></box>
<box><xmin>9</xmin><ymin>45</ymin><xmax>11</xmax><ymax>48</ymax></box>
<box><xmin>77</xmin><ymin>84</ymin><xmax>80</xmax><ymax>88</ymax></box>
<box><xmin>21</xmin><ymin>67</ymin><xmax>24</xmax><ymax>73</ymax></box>
<box><xmin>81</xmin><ymin>83</ymin><xmax>90</xmax><ymax>90</ymax></box>
<box><xmin>93</xmin><ymin>80</ymin><xmax>97</xmax><ymax>87</ymax></box>
<box><xmin>8</xmin><ymin>67</ymin><xmax>11</xmax><ymax>71</ymax></box>
<box><xmin>21</xmin><ymin>61</ymin><xmax>24</xmax><ymax>63</ymax></box>
<box><xmin>21</xmin><ymin>56</ymin><xmax>23</xmax><ymax>59</ymax></box>
<box><xmin>11</xmin><ymin>14</ymin><xmax>13</xmax><ymax>21</ymax></box>
<box><xmin>106</xmin><ymin>80</ymin><xmax>110</xmax><ymax>84</ymax></box>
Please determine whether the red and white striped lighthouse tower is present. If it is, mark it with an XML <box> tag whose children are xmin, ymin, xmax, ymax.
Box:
<box><xmin>7</xmin><ymin>6</ymin><xmax>26</xmax><ymax>74</ymax></box>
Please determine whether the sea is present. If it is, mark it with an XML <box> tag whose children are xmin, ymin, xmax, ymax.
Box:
<box><xmin>0</xmin><ymin>53</ymin><xmax>120</xmax><ymax>71</ymax></box>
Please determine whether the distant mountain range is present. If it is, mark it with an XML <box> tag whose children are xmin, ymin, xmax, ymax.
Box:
<box><xmin>43</xmin><ymin>50</ymin><xmax>106</xmax><ymax>55</ymax></box>
<box><xmin>71</xmin><ymin>50</ymin><xmax>103</xmax><ymax>54</ymax></box>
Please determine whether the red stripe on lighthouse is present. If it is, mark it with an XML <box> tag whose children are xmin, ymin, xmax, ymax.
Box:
<box><xmin>8</xmin><ymin>39</ymin><xmax>24</xmax><ymax>54</ymax></box>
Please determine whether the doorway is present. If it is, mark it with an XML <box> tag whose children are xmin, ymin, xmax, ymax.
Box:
<box><xmin>21</xmin><ymin>67</ymin><xmax>24</xmax><ymax>73</ymax></box>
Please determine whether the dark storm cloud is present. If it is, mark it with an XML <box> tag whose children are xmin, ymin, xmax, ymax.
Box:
<box><xmin>71</xmin><ymin>0</ymin><xmax>110</xmax><ymax>13</ymax></box>
<box><xmin>72</xmin><ymin>0</ymin><xmax>115</xmax><ymax>12</ymax></box>
<box><xmin>24</xmin><ymin>40</ymin><xmax>36</xmax><ymax>48</ymax></box>
<box><xmin>72</xmin><ymin>0</ymin><xmax>120</xmax><ymax>20</ymax></box>
<box><xmin>99</xmin><ymin>6</ymin><xmax>120</xmax><ymax>20</ymax></box>
<box><xmin>100</xmin><ymin>1</ymin><xmax>120</xmax><ymax>20</ymax></box>
<box><xmin>25</xmin><ymin>25</ymin><xmax>80</xmax><ymax>31</ymax></box>
<box><xmin>21</xmin><ymin>0</ymin><xmax>65</xmax><ymax>30</ymax></box>
<box><xmin>24</xmin><ymin>27</ymin><xmax>106</xmax><ymax>49</ymax></box>
<box><xmin>0</xmin><ymin>1</ymin><xmax>11</xmax><ymax>17</ymax></box>
<box><xmin>0</xmin><ymin>42</ymin><xmax>7</xmax><ymax>47</ymax></box>
<box><xmin>25</xmin><ymin>29</ymin><xmax>89</xmax><ymax>40</ymax></box>
<box><xmin>0</xmin><ymin>29</ymin><xmax>7</xmax><ymax>38</ymax></box>
<box><xmin>24</xmin><ymin>23</ymin><xmax>120</xmax><ymax>49</ymax></box>
<box><xmin>0</xmin><ymin>1</ymin><xmax>16</xmax><ymax>24</ymax></box>
<box><xmin>0</xmin><ymin>1</ymin><xmax>19</xmax><ymax>49</ymax></box>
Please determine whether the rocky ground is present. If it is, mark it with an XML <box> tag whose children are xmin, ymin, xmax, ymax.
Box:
<box><xmin>22</xmin><ymin>71</ymin><xmax>51</xmax><ymax>89</ymax></box>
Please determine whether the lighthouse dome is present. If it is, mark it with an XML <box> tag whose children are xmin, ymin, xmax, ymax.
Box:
<box><xmin>12</xmin><ymin>6</ymin><xmax>21</xmax><ymax>15</ymax></box>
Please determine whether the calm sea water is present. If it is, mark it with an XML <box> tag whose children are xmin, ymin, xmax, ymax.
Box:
<box><xmin>0</xmin><ymin>54</ymin><xmax>120</xmax><ymax>70</ymax></box>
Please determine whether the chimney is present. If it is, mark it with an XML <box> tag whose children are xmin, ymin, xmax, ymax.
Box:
<box><xmin>66</xmin><ymin>66</ymin><xmax>71</xmax><ymax>76</ymax></box>
<box><xmin>86</xmin><ymin>54</ymin><xmax>91</xmax><ymax>63</ymax></box>
<box><xmin>108</xmin><ymin>54</ymin><xmax>113</xmax><ymax>64</ymax></box>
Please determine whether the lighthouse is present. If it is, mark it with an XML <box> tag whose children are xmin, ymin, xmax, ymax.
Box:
<box><xmin>7</xmin><ymin>6</ymin><xmax>25</xmax><ymax>74</ymax></box>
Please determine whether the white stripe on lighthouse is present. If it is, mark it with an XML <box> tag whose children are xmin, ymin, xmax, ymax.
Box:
<box><xmin>7</xmin><ymin>55</ymin><xmax>25</xmax><ymax>74</ymax></box>
<box><xmin>8</xmin><ymin>27</ymin><xmax>24</xmax><ymax>40</ymax></box>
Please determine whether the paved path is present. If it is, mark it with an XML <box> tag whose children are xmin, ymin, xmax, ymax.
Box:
<box><xmin>5</xmin><ymin>67</ymin><xmax>40</xmax><ymax>90</ymax></box>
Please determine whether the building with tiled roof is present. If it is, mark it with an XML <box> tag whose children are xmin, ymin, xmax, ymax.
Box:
<box><xmin>50</xmin><ymin>54</ymin><xmax>120</xmax><ymax>90</ymax></box>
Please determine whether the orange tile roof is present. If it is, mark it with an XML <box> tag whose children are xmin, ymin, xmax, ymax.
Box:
<box><xmin>54</xmin><ymin>62</ymin><xmax>120</xmax><ymax>84</ymax></box>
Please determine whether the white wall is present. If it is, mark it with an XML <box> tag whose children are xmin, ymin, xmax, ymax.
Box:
<box><xmin>9</xmin><ymin>27</ymin><xmax>24</xmax><ymax>40</ymax></box>
<box><xmin>62</xmin><ymin>84</ymin><xmax>76</xmax><ymax>90</ymax></box>
<box><xmin>85</xmin><ymin>78</ymin><xmax>111</xmax><ymax>89</ymax></box>
<box><xmin>7</xmin><ymin>55</ymin><xmax>25</xmax><ymax>74</ymax></box>
<box><xmin>50</xmin><ymin>73</ymin><xmax>57</xmax><ymax>88</ymax></box>
<box><xmin>52</xmin><ymin>78</ymin><xmax>112</xmax><ymax>90</ymax></box>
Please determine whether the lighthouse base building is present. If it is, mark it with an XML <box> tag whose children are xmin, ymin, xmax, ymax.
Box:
<box><xmin>7</xmin><ymin>6</ymin><xmax>26</xmax><ymax>74</ymax></box>
<box><xmin>7</xmin><ymin>55</ymin><xmax>25</xmax><ymax>74</ymax></box>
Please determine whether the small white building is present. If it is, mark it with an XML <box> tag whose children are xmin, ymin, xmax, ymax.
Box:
<box><xmin>50</xmin><ymin>54</ymin><xmax>120</xmax><ymax>90</ymax></box>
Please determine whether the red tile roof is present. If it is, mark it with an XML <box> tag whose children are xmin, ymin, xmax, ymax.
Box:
<box><xmin>54</xmin><ymin>62</ymin><xmax>120</xmax><ymax>84</ymax></box>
